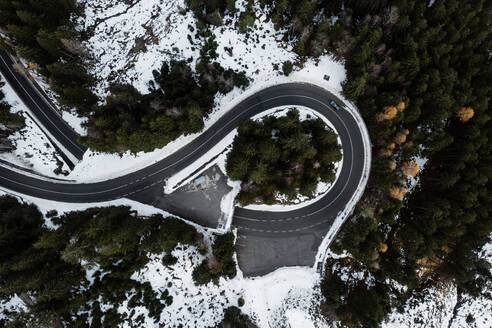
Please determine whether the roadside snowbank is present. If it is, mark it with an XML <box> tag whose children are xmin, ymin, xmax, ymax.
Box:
<box><xmin>217</xmin><ymin>155</ymin><xmax>242</xmax><ymax>231</ymax></box>
<box><xmin>0</xmin><ymin>72</ymin><xmax>69</xmax><ymax>177</ymax></box>
<box><xmin>61</xmin><ymin>110</ymin><xmax>87</xmax><ymax>136</ymax></box>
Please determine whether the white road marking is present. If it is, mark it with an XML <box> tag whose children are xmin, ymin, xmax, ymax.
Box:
<box><xmin>0</xmin><ymin>54</ymin><xmax>85</xmax><ymax>154</ymax></box>
<box><xmin>0</xmin><ymin>86</ymin><xmax>367</xmax><ymax>233</ymax></box>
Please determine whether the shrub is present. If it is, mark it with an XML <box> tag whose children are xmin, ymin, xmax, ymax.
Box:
<box><xmin>162</xmin><ymin>254</ymin><xmax>178</xmax><ymax>266</ymax></box>
<box><xmin>192</xmin><ymin>232</ymin><xmax>237</xmax><ymax>285</ymax></box>
<box><xmin>282</xmin><ymin>60</ymin><xmax>293</xmax><ymax>76</ymax></box>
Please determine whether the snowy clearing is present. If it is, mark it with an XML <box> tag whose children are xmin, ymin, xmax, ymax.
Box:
<box><xmin>78</xmin><ymin>0</ymin><xmax>295</xmax><ymax>97</ymax></box>
<box><xmin>126</xmin><ymin>251</ymin><xmax>325</xmax><ymax>328</ymax></box>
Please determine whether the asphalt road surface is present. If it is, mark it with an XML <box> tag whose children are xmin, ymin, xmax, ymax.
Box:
<box><xmin>0</xmin><ymin>54</ymin><xmax>368</xmax><ymax>276</ymax></box>
<box><xmin>0</xmin><ymin>50</ymin><xmax>87</xmax><ymax>167</ymax></box>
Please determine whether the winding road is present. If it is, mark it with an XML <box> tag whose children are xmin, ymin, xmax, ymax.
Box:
<box><xmin>0</xmin><ymin>50</ymin><xmax>370</xmax><ymax>276</ymax></box>
<box><xmin>0</xmin><ymin>51</ymin><xmax>86</xmax><ymax>167</ymax></box>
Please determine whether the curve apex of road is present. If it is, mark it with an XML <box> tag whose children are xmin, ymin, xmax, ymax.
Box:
<box><xmin>0</xmin><ymin>51</ymin><xmax>371</xmax><ymax>276</ymax></box>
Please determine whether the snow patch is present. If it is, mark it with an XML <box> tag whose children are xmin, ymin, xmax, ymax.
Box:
<box><xmin>285</xmin><ymin>309</ymin><xmax>316</xmax><ymax>328</ymax></box>
<box><xmin>79</xmin><ymin>0</ymin><xmax>200</xmax><ymax>96</ymax></box>
<box><xmin>384</xmin><ymin>283</ymin><xmax>457</xmax><ymax>328</ymax></box>
<box><xmin>0</xmin><ymin>72</ymin><xmax>69</xmax><ymax>177</ymax></box>
<box><xmin>62</xmin><ymin>110</ymin><xmax>87</xmax><ymax>136</ymax></box>
<box><xmin>0</xmin><ymin>295</ymin><xmax>28</xmax><ymax>320</ymax></box>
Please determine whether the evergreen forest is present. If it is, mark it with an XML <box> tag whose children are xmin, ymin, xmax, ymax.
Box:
<box><xmin>0</xmin><ymin>1</ymin><xmax>249</xmax><ymax>153</ymax></box>
<box><xmin>0</xmin><ymin>196</ymin><xmax>237</xmax><ymax>327</ymax></box>
<box><xmin>0</xmin><ymin>0</ymin><xmax>490</xmax><ymax>326</ymax></box>
<box><xmin>192</xmin><ymin>0</ymin><xmax>491</xmax><ymax>326</ymax></box>
<box><xmin>226</xmin><ymin>108</ymin><xmax>342</xmax><ymax>205</ymax></box>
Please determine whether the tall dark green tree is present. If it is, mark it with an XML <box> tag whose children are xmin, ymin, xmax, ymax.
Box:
<box><xmin>226</xmin><ymin>109</ymin><xmax>341</xmax><ymax>205</ymax></box>
<box><xmin>0</xmin><ymin>0</ymin><xmax>97</xmax><ymax>113</ymax></box>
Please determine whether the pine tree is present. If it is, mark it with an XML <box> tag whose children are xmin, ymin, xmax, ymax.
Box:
<box><xmin>0</xmin><ymin>195</ymin><xmax>43</xmax><ymax>263</ymax></box>
<box><xmin>6</xmin><ymin>24</ymin><xmax>37</xmax><ymax>45</ymax></box>
<box><xmin>36</xmin><ymin>29</ymin><xmax>62</xmax><ymax>57</ymax></box>
<box><xmin>15</xmin><ymin>10</ymin><xmax>43</xmax><ymax>28</ymax></box>
<box><xmin>46</xmin><ymin>62</ymin><xmax>90</xmax><ymax>84</ymax></box>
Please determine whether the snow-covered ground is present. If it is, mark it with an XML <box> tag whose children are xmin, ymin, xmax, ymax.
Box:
<box><xmin>78</xmin><ymin>0</ymin><xmax>295</xmax><ymax>96</ymax></box>
<box><xmin>61</xmin><ymin>109</ymin><xmax>88</xmax><ymax>136</ymax></box>
<box><xmin>384</xmin><ymin>282</ymin><xmax>458</xmax><ymax>328</ymax></box>
<box><xmin>0</xmin><ymin>72</ymin><xmax>70</xmax><ymax>177</ymax></box>
<box><xmin>4</xmin><ymin>1</ymin><xmax>487</xmax><ymax>327</ymax></box>
<box><xmin>61</xmin><ymin>0</ymin><xmax>346</xmax><ymax>184</ymax></box>
<box><xmin>450</xmin><ymin>292</ymin><xmax>492</xmax><ymax>328</ymax></box>
<box><xmin>129</xmin><ymin>252</ymin><xmax>325</xmax><ymax>328</ymax></box>
<box><xmin>384</xmin><ymin>240</ymin><xmax>492</xmax><ymax>328</ymax></box>
<box><xmin>0</xmin><ymin>295</ymin><xmax>28</xmax><ymax>321</ymax></box>
<box><xmin>0</xmin><ymin>189</ymin><xmax>328</xmax><ymax>328</ymax></box>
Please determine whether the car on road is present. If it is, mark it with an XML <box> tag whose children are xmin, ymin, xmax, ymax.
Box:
<box><xmin>329</xmin><ymin>99</ymin><xmax>343</xmax><ymax>110</ymax></box>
